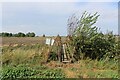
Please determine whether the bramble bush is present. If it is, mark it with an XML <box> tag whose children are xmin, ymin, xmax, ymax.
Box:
<box><xmin>69</xmin><ymin>11</ymin><xmax>120</xmax><ymax>61</ymax></box>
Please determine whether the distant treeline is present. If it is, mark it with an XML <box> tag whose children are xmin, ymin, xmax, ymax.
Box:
<box><xmin>0</xmin><ymin>32</ymin><xmax>35</xmax><ymax>37</ymax></box>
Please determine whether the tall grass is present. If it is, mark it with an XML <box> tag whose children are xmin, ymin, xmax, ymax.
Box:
<box><xmin>77</xmin><ymin>59</ymin><xmax>119</xmax><ymax>78</ymax></box>
<box><xmin>1</xmin><ymin>44</ymin><xmax>119</xmax><ymax>78</ymax></box>
<box><xmin>2</xmin><ymin>44</ymin><xmax>45</xmax><ymax>66</ymax></box>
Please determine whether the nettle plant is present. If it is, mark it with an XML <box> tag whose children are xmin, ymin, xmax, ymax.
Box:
<box><xmin>68</xmin><ymin>11</ymin><xmax>118</xmax><ymax>61</ymax></box>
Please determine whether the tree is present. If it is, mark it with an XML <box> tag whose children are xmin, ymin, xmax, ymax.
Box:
<box><xmin>26</xmin><ymin>32</ymin><xmax>30</xmax><ymax>37</ymax></box>
<box><xmin>8</xmin><ymin>33</ymin><xmax>12</xmax><ymax>37</ymax></box>
<box><xmin>67</xmin><ymin>11</ymin><xmax>117</xmax><ymax>61</ymax></box>
<box><xmin>13</xmin><ymin>33</ymin><xmax>19</xmax><ymax>37</ymax></box>
<box><xmin>69</xmin><ymin>11</ymin><xmax>118</xmax><ymax>61</ymax></box>
<box><xmin>2</xmin><ymin>32</ymin><xmax>9</xmax><ymax>37</ymax></box>
<box><xmin>0</xmin><ymin>32</ymin><xmax>36</xmax><ymax>37</ymax></box>
<box><xmin>69</xmin><ymin>11</ymin><xmax>100</xmax><ymax>60</ymax></box>
<box><xmin>30</xmin><ymin>32</ymin><xmax>35</xmax><ymax>37</ymax></box>
<box><xmin>17</xmin><ymin>32</ymin><xmax>25</xmax><ymax>37</ymax></box>
<box><xmin>42</xmin><ymin>34</ymin><xmax>45</xmax><ymax>37</ymax></box>
<box><xmin>26</xmin><ymin>32</ymin><xmax>35</xmax><ymax>37</ymax></box>
<box><xmin>0</xmin><ymin>33</ymin><xmax>2</xmax><ymax>36</ymax></box>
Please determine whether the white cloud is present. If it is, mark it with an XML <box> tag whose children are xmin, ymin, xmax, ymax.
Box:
<box><xmin>83</xmin><ymin>0</ymin><xmax>119</xmax><ymax>2</ymax></box>
<box><xmin>0</xmin><ymin>0</ymin><xmax>79</xmax><ymax>2</ymax></box>
<box><xmin>2</xmin><ymin>24</ymin><xmax>67</xmax><ymax>36</ymax></box>
<box><xmin>34</xmin><ymin>2</ymin><xmax>78</xmax><ymax>15</ymax></box>
<box><xmin>74</xmin><ymin>2</ymin><xmax>118</xmax><ymax>34</ymax></box>
<box><xmin>2</xmin><ymin>2</ymin><xmax>118</xmax><ymax>35</ymax></box>
<box><xmin>2</xmin><ymin>25</ymin><xmax>36</xmax><ymax>33</ymax></box>
<box><xmin>79</xmin><ymin>2</ymin><xmax>118</xmax><ymax>19</ymax></box>
<box><xmin>2</xmin><ymin>2</ymin><xmax>79</xmax><ymax>20</ymax></box>
<box><xmin>0</xmin><ymin>0</ymin><xmax>119</xmax><ymax>2</ymax></box>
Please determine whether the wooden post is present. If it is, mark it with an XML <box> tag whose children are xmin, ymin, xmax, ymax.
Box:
<box><xmin>63</xmin><ymin>35</ymin><xmax>74</xmax><ymax>62</ymax></box>
<box><xmin>53</xmin><ymin>34</ymin><xmax>63</xmax><ymax>62</ymax></box>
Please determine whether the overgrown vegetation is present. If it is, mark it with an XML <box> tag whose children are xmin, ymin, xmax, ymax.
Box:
<box><xmin>1</xmin><ymin>43</ymin><xmax>119</xmax><ymax>79</ymax></box>
<box><xmin>1</xmin><ymin>64</ymin><xmax>65</xmax><ymax>79</ymax></box>
<box><xmin>68</xmin><ymin>11</ymin><xmax>120</xmax><ymax>62</ymax></box>
<box><xmin>0</xmin><ymin>32</ymin><xmax>35</xmax><ymax>37</ymax></box>
<box><xmin>1</xmin><ymin>11</ymin><xmax>120</xmax><ymax>79</ymax></box>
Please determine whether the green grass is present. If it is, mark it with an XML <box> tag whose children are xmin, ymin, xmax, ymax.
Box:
<box><xmin>86</xmin><ymin>70</ymin><xmax>118</xmax><ymax>78</ymax></box>
<box><xmin>1</xmin><ymin>44</ymin><xmax>119</xmax><ymax>79</ymax></box>
<box><xmin>76</xmin><ymin>59</ymin><xmax>119</xmax><ymax>78</ymax></box>
<box><xmin>1</xmin><ymin>64</ymin><xmax>65</xmax><ymax>79</ymax></box>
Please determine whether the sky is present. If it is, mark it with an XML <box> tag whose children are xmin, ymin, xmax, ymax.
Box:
<box><xmin>0</xmin><ymin>0</ymin><xmax>119</xmax><ymax>36</ymax></box>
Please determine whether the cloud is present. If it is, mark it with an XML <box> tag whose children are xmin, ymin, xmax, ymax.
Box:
<box><xmin>0</xmin><ymin>0</ymin><xmax>79</xmax><ymax>2</ymax></box>
<box><xmin>0</xmin><ymin>0</ymin><xmax>119</xmax><ymax>2</ymax></box>
<box><xmin>75</xmin><ymin>2</ymin><xmax>118</xmax><ymax>34</ymax></box>
<box><xmin>2</xmin><ymin>2</ymin><xmax>79</xmax><ymax>27</ymax></box>
<box><xmin>2</xmin><ymin>2</ymin><xmax>118</xmax><ymax>35</ymax></box>
<box><xmin>3</xmin><ymin>25</ymin><xmax>36</xmax><ymax>33</ymax></box>
<box><xmin>2</xmin><ymin>2</ymin><xmax>71</xmax><ymax>36</ymax></box>
<box><xmin>32</xmin><ymin>2</ymin><xmax>77</xmax><ymax>15</ymax></box>
<box><xmin>2</xmin><ymin>24</ymin><xmax>67</xmax><ymax>36</ymax></box>
<box><xmin>2</xmin><ymin>2</ymin><xmax>78</xmax><ymax>16</ymax></box>
<box><xmin>82</xmin><ymin>0</ymin><xmax>119</xmax><ymax>2</ymax></box>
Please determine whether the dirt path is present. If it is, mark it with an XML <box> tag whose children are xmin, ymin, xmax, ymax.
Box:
<box><xmin>45</xmin><ymin>61</ymin><xmax>79</xmax><ymax>78</ymax></box>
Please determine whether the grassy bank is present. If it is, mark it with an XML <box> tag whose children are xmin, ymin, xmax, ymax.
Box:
<box><xmin>1</xmin><ymin>45</ymin><xmax>119</xmax><ymax>78</ymax></box>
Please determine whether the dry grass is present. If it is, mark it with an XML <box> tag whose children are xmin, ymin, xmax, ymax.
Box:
<box><xmin>44</xmin><ymin>60</ymin><xmax>118</xmax><ymax>78</ymax></box>
<box><xmin>1</xmin><ymin>45</ymin><xmax>119</xmax><ymax>78</ymax></box>
<box><xmin>2</xmin><ymin>45</ymin><xmax>43</xmax><ymax>66</ymax></box>
<box><xmin>64</xmin><ymin>68</ymin><xmax>77</xmax><ymax>78</ymax></box>
<box><xmin>1</xmin><ymin>37</ymin><xmax>45</xmax><ymax>46</ymax></box>
<box><xmin>1</xmin><ymin>37</ymin><xmax>119</xmax><ymax>78</ymax></box>
<box><xmin>1</xmin><ymin>36</ymin><xmax>66</xmax><ymax>46</ymax></box>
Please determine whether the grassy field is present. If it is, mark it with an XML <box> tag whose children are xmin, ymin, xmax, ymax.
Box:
<box><xmin>1</xmin><ymin>37</ymin><xmax>45</xmax><ymax>46</ymax></box>
<box><xmin>1</xmin><ymin>36</ymin><xmax>66</xmax><ymax>46</ymax></box>
<box><xmin>1</xmin><ymin>37</ymin><xmax>119</xmax><ymax>79</ymax></box>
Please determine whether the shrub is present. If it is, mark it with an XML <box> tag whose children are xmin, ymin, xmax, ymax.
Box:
<box><xmin>68</xmin><ymin>11</ymin><xmax>119</xmax><ymax>61</ymax></box>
